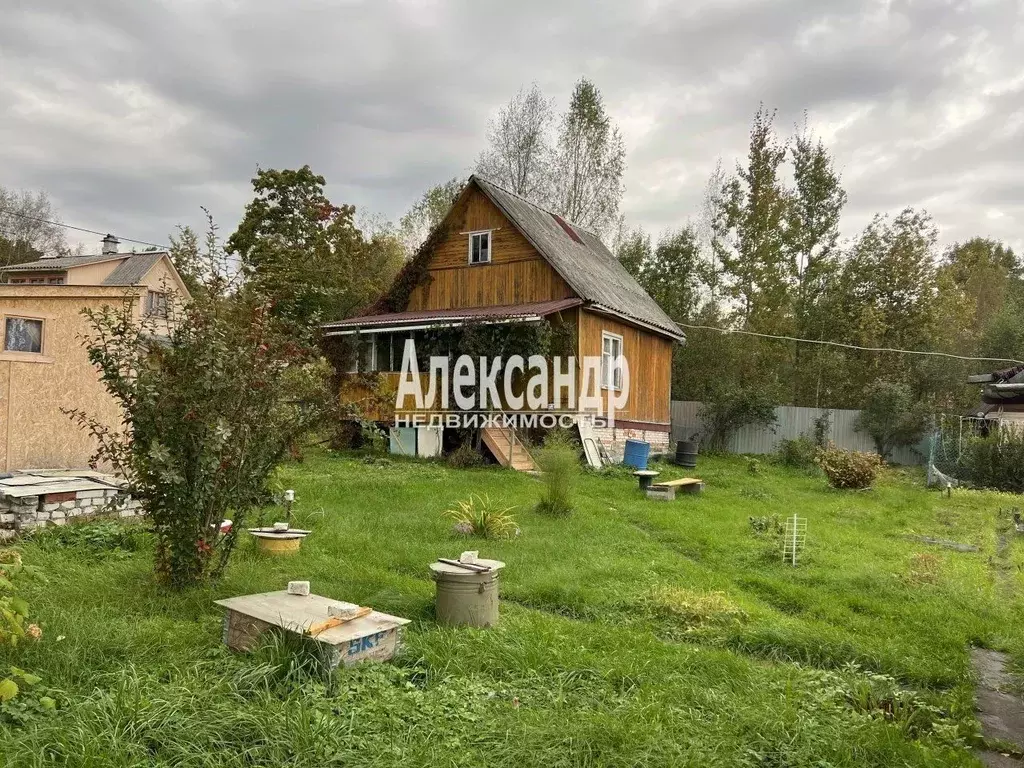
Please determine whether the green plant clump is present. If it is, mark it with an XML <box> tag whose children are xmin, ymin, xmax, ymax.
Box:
<box><xmin>445</xmin><ymin>494</ymin><xmax>519</xmax><ymax>539</ymax></box>
<box><xmin>816</xmin><ymin>444</ymin><xmax>883</xmax><ymax>489</ymax></box>
<box><xmin>961</xmin><ymin>428</ymin><xmax>1024</xmax><ymax>493</ymax></box>
<box><xmin>447</xmin><ymin>441</ymin><xmax>483</xmax><ymax>469</ymax></box>
<box><xmin>534</xmin><ymin>431</ymin><xmax>579</xmax><ymax>516</ymax></box>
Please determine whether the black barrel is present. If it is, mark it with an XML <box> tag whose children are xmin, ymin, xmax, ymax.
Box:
<box><xmin>675</xmin><ymin>440</ymin><xmax>698</xmax><ymax>468</ymax></box>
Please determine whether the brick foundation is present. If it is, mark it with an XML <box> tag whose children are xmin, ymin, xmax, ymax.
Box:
<box><xmin>593</xmin><ymin>425</ymin><xmax>670</xmax><ymax>463</ymax></box>
<box><xmin>0</xmin><ymin>488</ymin><xmax>143</xmax><ymax>538</ymax></box>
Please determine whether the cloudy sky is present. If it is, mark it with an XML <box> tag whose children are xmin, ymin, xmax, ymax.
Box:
<box><xmin>1</xmin><ymin>0</ymin><xmax>1021</xmax><ymax>255</ymax></box>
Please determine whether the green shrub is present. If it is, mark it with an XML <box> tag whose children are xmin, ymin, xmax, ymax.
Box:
<box><xmin>961</xmin><ymin>427</ymin><xmax>1024</xmax><ymax>493</ymax></box>
<box><xmin>855</xmin><ymin>380</ymin><xmax>930</xmax><ymax>460</ymax></box>
<box><xmin>0</xmin><ymin>550</ymin><xmax>49</xmax><ymax>716</ymax></box>
<box><xmin>698</xmin><ymin>388</ymin><xmax>777</xmax><ymax>453</ymax></box>
<box><xmin>815</xmin><ymin>444</ymin><xmax>883</xmax><ymax>489</ymax></box>
<box><xmin>776</xmin><ymin>435</ymin><xmax>818</xmax><ymax>468</ymax></box>
<box><xmin>447</xmin><ymin>441</ymin><xmax>483</xmax><ymax>469</ymax></box>
<box><xmin>749</xmin><ymin>515</ymin><xmax>784</xmax><ymax>538</ymax></box>
<box><xmin>445</xmin><ymin>495</ymin><xmax>518</xmax><ymax>539</ymax></box>
<box><xmin>534</xmin><ymin>431</ymin><xmax>579</xmax><ymax>516</ymax></box>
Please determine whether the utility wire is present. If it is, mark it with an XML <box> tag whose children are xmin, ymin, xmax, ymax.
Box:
<box><xmin>1</xmin><ymin>210</ymin><xmax>245</xmax><ymax>266</ymax></box>
<box><xmin>675</xmin><ymin>322</ymin><xmax>1024</xmax><ymax>366</ymax></box>
<box><xmin>1</xmin><ymin>209</ymin><xmax>171</xmax><ymax>250</ymax></box>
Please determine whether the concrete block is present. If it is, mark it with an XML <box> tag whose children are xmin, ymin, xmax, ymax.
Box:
<box><xmin>50</xmin><ymin>509</ymin><xmax>65</xmax><ymax>520</ymax></box>
<box><xmin>646</xmin><ymin>486</ymin><xmax>676</xmax><ymax>501</ymax></box>
<box><xmin>77</xmin><ymin>490</ymin><xmax>105</xmax><ymax>499</ymax></box>
<box><xmin>0</xmin><ymin>513</ymin><xmax>14</xmax><ymax>524</ymax></box>
<box><xmin>59</xmin><ymin>501</ymin><xmax>76</xmax><ymax>510</ymax></box>
<box><xmin>42</xmin><ymin>502</ymin><xmax>61</xmax><ymax>513</ymax></box>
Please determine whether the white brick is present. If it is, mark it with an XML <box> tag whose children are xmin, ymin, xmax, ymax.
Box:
<box><xmin>42</xmin><ymin>502</ymin><xmax>61</xmax><ymax>513</ymax></box>
<box><xmin>50</xmin><ymin>509</ymin><xmax>65</xmax><ymax>520</ymax></box>
<box><xmin>77</xmin><ymin>490</ymin><xmax>105</xmax><ymax>499</ymax></box>
<box><xmin>59</xmin><ymin>501</ymin><xmax>76</xmax><ymax>510</ymax></box>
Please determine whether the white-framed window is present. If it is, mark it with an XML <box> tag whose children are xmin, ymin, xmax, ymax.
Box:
<box><xmin>468</xmin><ymin>230</ymin><xmax>491</xmax><ymax>264</ymax></box>
<box><xmin>146</xmin><ymin>291</ymin><xmax>168</xmax><ymax>318</ymax></box>
<box><xmin>601</xmin><ymin>331</ymin><xmax>623</xmax><ymax>391</ymax></box>
<box><xmin>4</xmin><ymin>316</ymin><xmax>44</xmax><ymax>354</ymax></box>
<box><xmin>347</xmin><ymin>335</ymin><xmax>377</xmax><ymax>373</ymax></box>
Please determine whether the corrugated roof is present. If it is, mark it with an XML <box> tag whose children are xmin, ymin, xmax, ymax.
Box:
<box><xmin>472</xmin><ymin>176</ymin><xmax>684</xmax><ymax>341</ymax></box>
<box><xmin>103</xmin><ymin>252</ymin><xmax>164</xmax><ymax>286</ymax></box>
<box><xmin>0</xmin><ymin>254</ymin><xmax>126</xmax><ymax>272</ymax></box>
<box><xmin>323</xmin><ymin>298</ymin><xmax>583</xmax><ymax>331</ymax></box>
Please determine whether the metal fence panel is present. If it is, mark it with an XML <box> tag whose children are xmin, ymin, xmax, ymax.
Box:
<box><xmin>670</xmin><ymin>401</ymin><xmax>927</xmax><ymax>465</ymax></box>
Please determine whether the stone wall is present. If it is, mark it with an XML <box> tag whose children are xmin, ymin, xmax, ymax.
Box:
<box><xmin>594</xmin><ymin>425</ymin><xmax>670</xmax><ymax>463</ymax></box>
<box><xmin>0</xmin><ymin>487</ymin><xmax>143</xmax><ymax>539</ymax></box>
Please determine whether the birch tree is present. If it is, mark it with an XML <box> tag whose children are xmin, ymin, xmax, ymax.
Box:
<box><xmin>475</xmin><ymin>84</ymin><xmax>553</xmax><ymax>200</ymax></box>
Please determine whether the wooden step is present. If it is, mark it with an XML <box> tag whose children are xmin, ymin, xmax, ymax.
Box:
<box><xmin>481</xmin><ymin>426</ymin><xmax>536</xmax><ymax>472</ymax></box>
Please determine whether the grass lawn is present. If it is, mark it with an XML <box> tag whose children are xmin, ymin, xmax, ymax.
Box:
<box><xmin>2</xmin><ymin>451</ymin><xmax>1023</xmax><ymax>767</ymax></box>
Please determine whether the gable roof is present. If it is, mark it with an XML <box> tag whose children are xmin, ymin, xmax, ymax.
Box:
<box><xmin>102</xmin><ymin>252</ymin><xmax>165</xmax><ymax>286</ymax></box>
<box><xmin>0</xmin><ymin>254</ymin><xmax>126</xmax><ymax>272</ymax></box>
<box><xmin>471</xmin><ymin>176</ymin><xmax>684</xmax><ymax>341</ymax></box>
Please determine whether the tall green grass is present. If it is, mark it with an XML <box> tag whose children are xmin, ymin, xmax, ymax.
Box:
<box><xmin>1</xmin><ymin>451</ymin><xmax>1020</xmax><ymax>766</ymax></box>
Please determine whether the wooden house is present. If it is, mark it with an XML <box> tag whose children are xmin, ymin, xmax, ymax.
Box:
<box><xmin>324</xmin><ymin>176</ymin><xmax>683</xmax><ymax>467</ymax></box>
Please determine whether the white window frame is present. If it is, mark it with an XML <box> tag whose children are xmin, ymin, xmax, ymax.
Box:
<box><xmin>601</xmin><ymin>331</ymin><xmax>623</xmax><ymax>391</ymax></box>
<box><xmin>468</xmin><ymin>230</ymin><xmax>492</xmax><ymax>265</ymax></box>
<box><xmin>347</xmin><ymin>335</ymin><xmax>377</xmax><ymax>373</ymax></box>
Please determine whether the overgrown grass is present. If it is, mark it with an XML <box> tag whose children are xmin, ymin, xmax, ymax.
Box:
<box><xmin>1</xmin><ymin>451</ymin><xmax>1022</xmax><ymax>766</ymax></box>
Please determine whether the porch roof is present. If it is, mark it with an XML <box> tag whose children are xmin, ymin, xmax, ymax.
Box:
<box><xmin>322</xmin><ymin>297</ymin><xmax>582</xmax><ymax>335</ymax></box>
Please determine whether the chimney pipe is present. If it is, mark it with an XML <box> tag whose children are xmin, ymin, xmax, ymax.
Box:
<box><xmin>101</xmin><ymin>234</ymin><xmax>119</xmax><ymax>256</ymax></box>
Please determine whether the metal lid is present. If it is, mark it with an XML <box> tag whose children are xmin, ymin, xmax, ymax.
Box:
<box><xmin>429</xmin><ymin>558</ymin><xmax>505</xmax><ymax>581</ymax></box>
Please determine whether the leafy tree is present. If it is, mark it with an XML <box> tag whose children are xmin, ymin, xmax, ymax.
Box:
<box><xmin>68</xmin><ymin>231</ymin><xmax>332</xmax><ymax>587</ymax></box>
<box><xmin>697</xmin><ymin>384</ymin><xmax>778</xmax><ymax>453</ymax></box>
<box><xmin>634</xmin><ymin>227</ymin><xmax>702</xmax><ymax>324</ymax></box>
<box><xmin>786</xmin><ymin>128</ymin><xmax>847</xmax><ymax>404</ymax></box>
<box><xmin>614</xmin><ymin>226</ymin><xmax>651</xmax><ymax>281</ymax></box>
<box><xmin>549</xmin><ymin>78</ymin><xmax>626</xmax><ymax>235</ymax></box>
<box><xmin>0</xmin><ymin>188</ymin><xmax>70</xmax><ymax>266</ymax></box>
<box><xmin>399</xmin><ymin>177</ymin><xmax>465</xmax><ymax>252</ymax></box>
<box><xmin>711</xmin><ymin>106</ymin><xmax>791</xmax><ymax>332</ymax></box>
<box><xmin>855</xmin><ymin>379</ymin><xmax>930</xmax><ymax>459</ymax></box>
<box><xmin>475</xmin><ymin>83</ymin><xmax>553</xmax><ymax>200</ymax></box>
<box><xmin>227</xmin><ymin>166</ymin><xmax>402</xmax><ymax>327</ymax></box>
<box><xmin>474</xmin><ymin>79</ymin><xmax>626</xmax><ymax>235</ymax></box>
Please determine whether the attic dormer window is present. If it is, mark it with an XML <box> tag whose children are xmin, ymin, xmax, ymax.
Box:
<box><xmin>468</xmin><ymin>231</ymin><xmax>491</xmax><ymax>264</ymax></box>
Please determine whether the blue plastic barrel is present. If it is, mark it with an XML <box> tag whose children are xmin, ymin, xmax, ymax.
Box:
<box><xmin>623</xmin><ymin>439</ymin><xmax>651</xmax><ymax>470</ymax></box>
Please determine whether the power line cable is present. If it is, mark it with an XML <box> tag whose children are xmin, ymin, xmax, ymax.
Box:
<box><xmin>675</xmin><ymin>322</ymin><xmax>1024</xmax><ymax>366</ymax></box>
<box><xmin>0</xmin><ymin>209</ymin><xmax>171</xmax><ymax>250</ymax></box>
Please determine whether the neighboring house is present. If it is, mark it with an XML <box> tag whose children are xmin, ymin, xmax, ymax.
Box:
<box><xmin>0</xmin><ymin>236</ymin><xmax>191</xmax><ymax>471</ymax></box>
<box><xmin>323</xmin><ymin>175</ymin><xmax>683</xmax><ymax>465</ymax></box>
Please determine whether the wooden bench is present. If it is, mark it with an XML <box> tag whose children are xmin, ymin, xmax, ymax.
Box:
<box><xmin>650</xmin><ymin>477</ymin><xmax>704</xmax><ymax>495</ymax></box>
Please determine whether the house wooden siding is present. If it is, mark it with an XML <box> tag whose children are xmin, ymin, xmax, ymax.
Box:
<box><xmin>406</xmin><ymin>187</ymin><xmax>575</xmax><ymax>311</ymax></box>
<box><xmin>577</xmin><ymin>308</ymin><xmax>672</xmax><ymax>426</ymax></box>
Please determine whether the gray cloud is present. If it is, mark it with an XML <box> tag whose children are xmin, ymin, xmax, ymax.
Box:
<box><xmin>0</xmin><ymin>0</ymin><xmax>1021</xmax><ymax>255</ymax></box>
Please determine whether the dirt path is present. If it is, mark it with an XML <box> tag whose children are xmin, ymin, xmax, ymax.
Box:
<box><xmin>972</xmin><ymin>648</ymin><xmax>1024</xmax><ymax>766</ymax></box>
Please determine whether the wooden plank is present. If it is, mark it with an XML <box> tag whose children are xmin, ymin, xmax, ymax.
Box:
<box><xmin>653</xmin><ymin>478</ymin><xmax>703</xmax><ymax>488</ymax></box>
<box><xmin>0</xmin><ymin>480</ymin><xmax>117</xmax><ymax>498</ymax></box>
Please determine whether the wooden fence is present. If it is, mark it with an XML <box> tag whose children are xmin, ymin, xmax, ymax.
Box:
<box><xmin>669</xmin><ymin>401</ymin><xmax>928</xmax><ymax>465</ymax></box>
